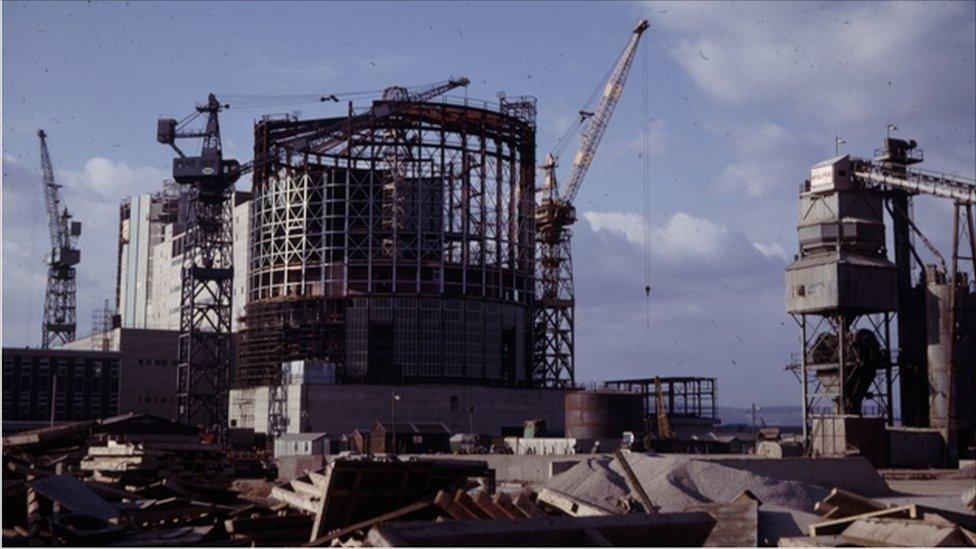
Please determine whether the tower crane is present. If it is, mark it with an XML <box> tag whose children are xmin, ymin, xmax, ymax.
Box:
<box><xmin>534</xmin><ymin>19</ymin><xmax>649</xmax><ymax>387</ymax></box>
<box><xmin>37</xmin><ymin>130</ymin><xmax>81</xmax><ymax>349</ymax></box>
<box><xmin>156</xmin><ymin>78</ymin><xmax>467</xmax><ymax>436</ymax></box>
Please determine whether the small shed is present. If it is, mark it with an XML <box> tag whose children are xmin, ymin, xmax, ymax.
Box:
<box><xmin>369</xmin><ymin>422</ymin><xmax>451</xmax><ymax>454</ymax></box>
<box><xmin>411</xmin><ymin>422</ymin><xmax>451</xmax><ymax>453</ymax></box>
<box><xmin>349</xmin><ymin>428</ymin><xmax>369</xmax><ymax>455</ymax></box>
<box><xmin>274</xmin><ymin>432</ymin><xmax>331</xmax><ymax>458</ymax></box>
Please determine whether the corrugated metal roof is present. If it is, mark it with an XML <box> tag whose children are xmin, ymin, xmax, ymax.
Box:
<box><xmin>276</xmin><ymin>432</ymin><xmax>330</xmax><ymax>442</ymax></box>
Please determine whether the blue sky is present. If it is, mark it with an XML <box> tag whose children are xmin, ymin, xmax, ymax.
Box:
<box><xmin>3</xmin><ymin>1</ymin><xmax>974</xmax><ymax>407</ymax></box>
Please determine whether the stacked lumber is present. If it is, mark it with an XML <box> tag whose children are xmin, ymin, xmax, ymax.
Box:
<box><xmin>79</xmin><ymin>439</ymin><xmax>233</xmax><ymax>487</ymax></box>
<box><xmin>777</xmin><ymin>488</ymin><xmax>976</xmax><ymax>547</ymax></box>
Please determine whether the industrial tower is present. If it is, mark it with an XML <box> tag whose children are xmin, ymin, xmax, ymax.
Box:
<box><xmin>157</xmin><ymin>94</ymin><xmax>241</xmax><ymax>435</ymax></box>
<box><xmin>534</xmin><ymin>19</ymin><xmax>649</xmax><ymax>386</ymax></box>
<box><xmin>37</xmin><ymin>129</ymin><xmax>81</xmax><ymax>349</ymax></box>
<box><xmin>787</xmin><ymin>137</ymin><xmax>976</xmax><ymax>464</ymax></box>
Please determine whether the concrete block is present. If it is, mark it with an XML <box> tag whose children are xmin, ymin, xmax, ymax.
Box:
<box><xmin>887</xmin><ymin>427</ymin><xmax>944</xmax><ymax>468</ymax></box>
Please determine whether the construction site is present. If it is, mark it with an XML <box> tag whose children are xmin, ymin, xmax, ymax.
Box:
<box><xmin>3</xmin><ymin>8</ymin><xmax>976</xmax><ymax>548</ymax></box>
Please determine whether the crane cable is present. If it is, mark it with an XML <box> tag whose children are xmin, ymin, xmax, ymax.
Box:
<box><xmin>217</xmin><ymin>80</ymin><xmax>454</xmax><ymax>111</ymax></box>
<box><xmin>552</xmin><ymin>44</ymin><xmax>625</xmax><ymax>166</ymax></box>
<box><xmin>641</xmin><ymin>33</ymin><xmax>652</xmax><ymax>330</ymax></box>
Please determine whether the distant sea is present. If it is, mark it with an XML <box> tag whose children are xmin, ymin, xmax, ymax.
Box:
<box><xmin>717</xmin><ymin>405</ymin><xmax>803</xmax><ymax>427</ymax></box>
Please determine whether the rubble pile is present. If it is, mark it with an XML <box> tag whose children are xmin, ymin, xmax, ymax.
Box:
<box><xmin>4</xmin><ymin>418</ymin><xmax>975</xmax><ymax>546</ymax></box>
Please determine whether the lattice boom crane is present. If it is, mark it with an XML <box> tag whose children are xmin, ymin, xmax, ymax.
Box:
<box><xmin>38</xmin><ymin>129</ymin><xmax>81</xmax><ymax>349</ymax></box>
<box><xmin>534</xmin><ymin>20</ymin><xmax>649</xmax><ymax>387</ymax></box>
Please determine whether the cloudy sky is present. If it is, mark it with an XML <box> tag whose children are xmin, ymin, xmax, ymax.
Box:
<box><xmin>3</xmin><ymin>1</ymin><xmax>974</xmax><ymax>407</ymax></box>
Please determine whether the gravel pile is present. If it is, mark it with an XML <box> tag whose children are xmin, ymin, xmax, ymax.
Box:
<box><xmin>542</xmin><ymin>454</ymin><xmax>831</xmax><ymax>513</ymax></box>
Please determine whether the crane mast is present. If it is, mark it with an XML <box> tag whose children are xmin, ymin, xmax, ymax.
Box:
<box><xmin>534</xmin><ymin>20</ymin><xmax>649</xmax><ymax>387</ymax></box>
<box><xmin>157</xmin><ymin>93</ymin><xmax>240</xmax><ymax>437</ymax></box>
<box><xmin>38</xmin><ymin>129</ymin><xmax>81</xmax><ymax>349</ymax></box>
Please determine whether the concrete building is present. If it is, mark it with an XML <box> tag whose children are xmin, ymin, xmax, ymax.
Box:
<box><xmin>60</xmin><ymin>328</ymin><xmax>180</xmax><ymax>419</ymax></box>
<box><xmin>116</xmin><ymin>185</ymin><xmax>250</xmax><ymax>332</ymax></box>
<box><xmin>230</xmin><ymin>382</ymin><xmax>566</xmax><ymax>437</ymax></box>
<box><xmin>2</xmin><ymin>347</ymin><xmax>120</xmax><ymax>432</ymax></box>
<box><xmin>237</xmin><ymin>98</ymin><xmax>537</xmax><ymax>389</ymax></box>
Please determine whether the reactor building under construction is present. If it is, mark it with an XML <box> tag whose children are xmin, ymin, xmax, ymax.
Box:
<box><xmin>225</xmin><ymin>93</ymin><xmax>569</xmax><ymax>436</ymax></box>
<box><xmin>237</xmin><ymin>97</ymin><xmax>537</xmax><ymax>388</ymax></box>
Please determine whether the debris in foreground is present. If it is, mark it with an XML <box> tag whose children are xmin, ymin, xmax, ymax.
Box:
<box><xmin>5</xmin><ymin>417</ymin><xmax>976</xmax><ymax>546</ymax></box>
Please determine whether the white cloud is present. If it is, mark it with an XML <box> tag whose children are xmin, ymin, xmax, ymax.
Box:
<box><xmin>582</xmin><ymin>211</ymin><xmax>646</xmax><ymax>246</ymax></box>
<box><xmin>59</xmin><ymin>157</ymin><xmax>167</xmax><ymax>200</ymax></box>
<box><xmin>582</xmin><ymin>210</ymin><xmax>781</xmax><ymax>266</ymax></box>
<box><xmin>752</xmin><ymin>241</ymin><xmax>789</xmax><ymax>261</ymax></box>
<box><xmin>2</xmin><ymin>156</ymin><xmax>168</xmax><ymax>346</ymax></box>
<box><xmin>653</xmin><ymin>1</ymin><xmax>975</xmax><ymax>123</ymax></box>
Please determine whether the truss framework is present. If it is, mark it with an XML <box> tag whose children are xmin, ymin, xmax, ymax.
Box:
<box><xmin>176</xmin><ymin>187</ymin><xmax>234</xmax><ymax>431</ymax></box>
<box><xmin>791</xmin><ymin>312</ymin><xmax>894</xmax><ymax>440</ymax></box>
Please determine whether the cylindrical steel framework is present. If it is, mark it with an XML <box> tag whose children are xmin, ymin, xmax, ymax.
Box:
<box><xmin>238</xmin><ymin>99</ymin><xmax>537</xmax><ymax>388</ymax></box>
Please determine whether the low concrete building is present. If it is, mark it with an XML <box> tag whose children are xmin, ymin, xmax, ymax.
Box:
<box><xmin>2</xmin><ymin>347</ymin><xmax>120</xmax><ymax>432</ymax></box>
<box><xmin>229</xmin><ymin>383</ymin><xmax>568</xmax><ymax>438</ymax></box>
<box><xmin>60</xmin><ymin>328</ymin><xmax>180</xmax><ymax>419</ymax></box>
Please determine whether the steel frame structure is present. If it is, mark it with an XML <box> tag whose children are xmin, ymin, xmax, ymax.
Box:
<box><xmin>176</xmin><ymin>187</ymin><xmax>234</xmax><ymax>430</ymax></box>
<box><xmin>239</xmin><ymin>98</ymin><xmax>538</xmax><ymax>388</ymax></box>
<box><xmin>789</xmin><ymin>312</ymin><xmax>894</xmax><ymax>439</ymax></box>
<box><xmin>604</xmin><ymin>376</ymin><xmax>717</xmax><ymax>420</ymax></box>
<box><xmin>788</xmin><ymin>137</ymin><xmax>976</xmax><ymax>449</ymax></box>
<box><xmin>948</xmin><ymin>201</ymin><xmax>976</xmax><ymax>459</ymax></box>
<box><xmin>158</xmin><ymin>94</ymin><xmax>240</xmax><ymax>435</ymax></box>
<box><xmin>534</xmin><ymin>158</ymin><xmax>576</xmax><ymax>388</ymax></box>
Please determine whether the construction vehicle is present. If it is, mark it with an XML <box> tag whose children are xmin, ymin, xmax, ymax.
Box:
<box><xmin>37</xmin><ymin>130</ymin><xmax>81</xmax><ymax>349</ymax></box>
<box><xmin>534</xmin><ymin>19</ymin><xmax>650</xmax><ymax>387</ymax></box>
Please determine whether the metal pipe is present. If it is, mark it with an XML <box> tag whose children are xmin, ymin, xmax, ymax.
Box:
<box><xmin>801</xmin><ymin>315</ymin><xmax>809</xmax><ymax>442</ymax></box>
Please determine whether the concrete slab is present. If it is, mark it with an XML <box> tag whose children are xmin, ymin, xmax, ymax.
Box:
<box><xmin>28</xmin><ymin>475</ymin><xmax>120</xmax><ymax>521</ymax></box>
<box><xmin>684</xmin><ymin>500</ymin><xmax>759</xmax><ymax>547</ymax></box>
<box><xmin>367</xmin><ymin>511</ymin><xmax>717</xmax><ymax>546</ymax></box>
<box><xmin>777</xmin><ymin>535</ymin><xmax>852</xmax><ymax>547</ymax></box>
<box><xmin>840</xmin><ymin>517</ymin><xmax>971</xmax><ymax>547</ymax></box>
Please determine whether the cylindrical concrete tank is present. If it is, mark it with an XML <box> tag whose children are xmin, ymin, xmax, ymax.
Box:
<box><xmin>564</xmin><ymin>390</ymin><xmax>644</xmax><ymax>440</ymax></box>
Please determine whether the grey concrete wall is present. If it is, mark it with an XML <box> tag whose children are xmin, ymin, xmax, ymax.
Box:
<box><xmin>43</xmin><ymin>328</ymin><xmax>180</xmax><ymax>420</ymax></box>
<box><xmin>888</xmin><ymin>427</ymin><xmax>944</xmax><ymax>469</ymax></box>
<box><xmin>297</xmin><ymin>384</ymin><xmax>568</xmax><ymax>437</ymax></box>
<box><xmin>116</xmin><ymin>329</ymin><xmax>180</xmax><ymax>419</ymax></box>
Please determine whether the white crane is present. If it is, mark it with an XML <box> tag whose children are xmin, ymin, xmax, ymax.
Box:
<box><xmin>534</xmin><ymin>20</ymin><xmax>649</xmax><ymax>386</ymax></box>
